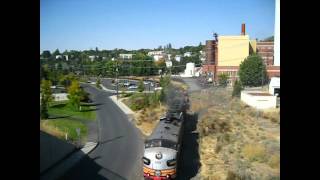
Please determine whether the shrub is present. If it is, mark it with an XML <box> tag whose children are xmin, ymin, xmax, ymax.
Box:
<box><xmin>138</xmin><ymin>80</ymin><xmax>144</xmax><ymax>92</ymax></box>
<box><xmin>218</xmin><ymin>73</ymin><xmax>229</xmax><ymax>87</ymax></box>
<box><xmin>242</xmin><ymin>143</ymin><xmax>267</xmax><ymax>163</ymax></box>
<box><xmin>232</xmin><ymin>80</ymin><xmax>243</xmax><ymax>97</ymax></box>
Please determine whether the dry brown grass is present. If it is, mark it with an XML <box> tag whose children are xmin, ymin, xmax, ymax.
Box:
<box><xmin>134</xmin><ymin>105</ymin><xmax>167</xmax><ymax>136</ymax></box>
<box><xmin>189</xmin><ymin>87</ymin><xmax>280</xmax><ymax>179</ymax></box>
<box><xmin>40</xmin><ymin>120</ymin><xmax>64</xmax><ymax>138</ymax></box>
<box><xmin>242</xmin><ymin>143</ymin><xmax>267</xmax><ymax>163</ymax></box>
<box><xmin>262</xmin><ymin>109</ymin><xmax>280</xmax><ymax>124</ymax></box>
<box><xmin>268</xmin><ymin>154</ymin><xmax>280</xmax><ymax>169</ymax></box>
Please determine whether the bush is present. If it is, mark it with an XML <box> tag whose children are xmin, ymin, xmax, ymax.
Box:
<box><xmin>239</xmin><ymin>54</ymin><xmax>268</xmax><ymax>87</ymax></box>
<box><xmin>218</xmin><ymin>73</ymin><xmax>229</xmax><ymax>87</ymax></box>
<box><xmin>232</xmin><ymin>80</ymin><xmax>243</xmax><ymax>97</ymax></box>
<box><xmin>138</xmin><ymin>80</ymin><xmax>144</xmax><ymax>92</ymax></box>
<box><xmin>122</xmin><ymin>92</ymin><xmax>133</xmax><ymax>98</ymax></box>
<box><xmin>96</xmin><ymin>78</ymin><xmax>102</xmax><ymax>89</ymax></box>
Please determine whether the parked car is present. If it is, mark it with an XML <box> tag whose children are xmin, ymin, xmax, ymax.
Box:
<box><xmin>154</xmin><ymin>87</ymin><xmax>162</xmax><ymax>91</ymax></box>
<box><xmin>124</xmin><ymin>81</ymin><xmax>130</xmax><ymax>87</ymax></box>
<box><xmin>143</xmin><ymin>81</ymin><xmax>150</xmax><ymax>85</ymax></box>
<box><xmin>128</xmin><ymin>85</ymin><xmax>138</xmax><ymax>89</ymax></box>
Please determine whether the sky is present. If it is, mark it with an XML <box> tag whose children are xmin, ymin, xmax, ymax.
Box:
<box><xmin>40</xmin><ymin>0</ymin><xmax>275</xmax><ymax>52</ymax></box>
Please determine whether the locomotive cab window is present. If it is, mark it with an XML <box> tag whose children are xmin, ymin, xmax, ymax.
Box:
<box><xmin>145</xmin><ymin>139</ymin><xmax>177</xmax><ymax>150</ymax></box>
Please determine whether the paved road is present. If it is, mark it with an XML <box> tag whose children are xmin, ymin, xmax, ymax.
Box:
<box><xmin>61</xmin><ymin>84</ymin><xmax>144</xmax><ymax>180</ymax></box>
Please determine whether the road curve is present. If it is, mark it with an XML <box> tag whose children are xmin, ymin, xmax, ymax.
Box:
<box><xmin>61</xmin><ymin>84</ymin><xmax>144</xmax><ymax>180</ymax></box>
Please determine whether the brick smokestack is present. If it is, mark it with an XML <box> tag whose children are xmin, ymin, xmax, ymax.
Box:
<box><xmin>241</xmin><ymin>23</ymin><xmax>245</xmax><ymax>35</ymax></box>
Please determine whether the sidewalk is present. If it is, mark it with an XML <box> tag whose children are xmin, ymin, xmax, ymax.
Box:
<box><xmin>109</xmin><ymin>95</ymin><xmax>135</xmax><ymax>121</ymax></box>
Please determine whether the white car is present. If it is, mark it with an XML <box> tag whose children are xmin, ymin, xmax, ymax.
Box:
<box><xmin>143</xmin><ymin>81</ymin><xmax>150</xmax><ymax>85</ymax></box>
<box><xmin>128</xmin><ymin>85</ymin><xmax>138</xmax><ymax>89</ymax></box>
<box><xmin>154</xmin><ymin>87</ymin><xmax>162</xmax><ymax>91</ymax></box>
<box><xmin>124</xmin><ymin>82</ymin><xmax>130</xmax><ymax>86</ymax></box>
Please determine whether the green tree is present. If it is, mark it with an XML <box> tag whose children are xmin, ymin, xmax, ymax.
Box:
<box><xmin>59</xmin><ymin>73</ymin><xmax>77</xmax><ymax>88</ymax></box>
<box><xmin>40</xmin><ymin>80</ymin><xmax>53</xmax><ymax>119</ymax></box>
<box><xmin>218</xmin><ymin>73</ymin><xmax>229</xmax><ymax>87</ymax></box>
<box><xmin>41</xmin><ymin>50</ymin><xmax>51</xmax><ymax>59</ymax></box>
<box><xmin>232</xmin><ymin>79</ymin><xmax>243</xmax><ymax>97</ymax></box>
<box><xmin>138</xmin><ymin>80</ymin><xmax>144</xmax><ymax>92</ymax></box>
<box><xmin>52</xmin><ymin>49</ymin><xmax>60</xmax><ymax>56</ymax></box>
<box><xmin>67</xmin><ymin>80</ymin><xmax>82</xmax><ymax>111</ymax></box>
<box><xmin>239</xmin><ymin>54</ymin><xmax>268</xmax><ymax>87</ymax></box>
<box><xmin>96</xmin><ymin>77</ymin><xmax>102</xmax><ymax>89</ymax></box>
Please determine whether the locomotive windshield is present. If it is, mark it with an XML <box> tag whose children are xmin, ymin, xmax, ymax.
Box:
<box><xmin>145</xmin><ymin>139</ymin><xmax>177</xmax><ymax>150</ymax></box>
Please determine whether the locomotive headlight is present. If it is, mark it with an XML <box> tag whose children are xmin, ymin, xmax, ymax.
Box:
<box><xmin>155</xmin><ymin>152</ymin><xmax>162</xmax><ymax>159</ymax></box>
<box><xmin>167</xmin><ymin>159</ymin><xmax>176</xmax><ymax>166</ymax></box>
<box><xmin>142</xmin><ymin>157</ymin><xmax>150</xmax><ymax>165</ymax></box>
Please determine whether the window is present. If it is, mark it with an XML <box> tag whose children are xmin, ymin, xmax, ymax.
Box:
<box><xmin>145</xmin><ymin>139</ymin><xmax>177</xmax><ymax>150</ymax></box>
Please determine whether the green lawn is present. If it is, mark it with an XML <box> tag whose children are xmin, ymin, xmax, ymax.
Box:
<box><xmin>42</xmin><ymin>119</ymin><xmax>88</xmax><ymax>142</ymax></box>
<box><xmin>48</xmin><ymin>101</ymin><xmax>97</xmax><ymax>121</ymax></box>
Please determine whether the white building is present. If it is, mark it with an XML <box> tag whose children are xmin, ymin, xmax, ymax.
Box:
<box><xmin>180</xmin><ymin>62</ymin><xmax>195</xmax><ymax>77</ymax></box>
<box><xmin>184</xmin><ymin>52</ymin><xmax>192</xmax><ymax>57</ymax></box>
<box><xmin>147</xmin><ymin>51</ymin><xmax>164</xmax><ymax>56</ymax></box>
<box><xmin>269</xmin><ymin>77</ymin><xmax>280</xmax><ymax>96</ymax></box>
<box><xmin>64</xmin><ymin>55</ymin><xmax>69</xmax><ymax>61</ymax></box>
<box><xmin>167</xmin><ymin>54</ymin><xmax>172</xmax><ymax>60</ymax></box>
<box><xmin>119</xmin><ymin>54</ymin><xmax>134</xmax><ymax>60</ymax></box>
<box><xmin>55</xmin><ymin>55</ymin><xmax>63</xmax><ymax>59</ymax></box>
<box><xmin>89</xmin><ymin>55</ymin><xmax>96</xmax><ymax>61</ymax></box>
<box><xmin>153</xmin><ymin>55</ymin><xmax>165</xmax><ymax>61</ymax></box>
<box><xmin>165</xmin><ymin>60</ymin><xmax>172</xmax><ymax>68</ymax></box>
<box><xmin>175</xmin><ymin>55</ymin><xmax>182</xmax><ymax>62</ymax></box>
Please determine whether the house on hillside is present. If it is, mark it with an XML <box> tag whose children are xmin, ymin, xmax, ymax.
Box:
<box><xmin>119</xmin><ymin>53</ymin><xmax>134</xmax><ymax>60</ymax></box>
<box><xmin>184</xmin><ymin>52</ymin><xmax>192</xmax><ymax>57</ymax></box>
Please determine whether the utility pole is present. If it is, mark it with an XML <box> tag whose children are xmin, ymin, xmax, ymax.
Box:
<box><xmin>116</xmin><ymin>60</ymin><xmax>119</xmax><ymax>100</ymax></box>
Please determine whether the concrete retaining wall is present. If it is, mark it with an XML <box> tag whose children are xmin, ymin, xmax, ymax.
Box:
<box><xmin>241</xmin><ymin>91</ymin><xmax>277</xmax><ymax>109</ymax></box>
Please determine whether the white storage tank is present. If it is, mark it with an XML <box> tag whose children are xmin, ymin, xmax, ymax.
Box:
<box><xmin>184</xmin><ymin>62</ymin><xmax>195</xmax><ymax>76</ymax></box>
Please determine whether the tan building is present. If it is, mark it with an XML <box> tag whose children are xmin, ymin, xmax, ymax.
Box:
<box><xmin>215</xmin><ymin>24</ymin><xmax>256</xmax><ymax>85</ymax></box>
<box><xmin>203</xmin><ymin>23</ymin><xmax>279</xmax><ymax>86</ymax></box>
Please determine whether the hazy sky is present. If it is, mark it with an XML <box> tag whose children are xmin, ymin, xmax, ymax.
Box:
<box><xmin>40</xmin><ymin>0</ymin><xmax>275</xmax><ymax>52</ymax></box>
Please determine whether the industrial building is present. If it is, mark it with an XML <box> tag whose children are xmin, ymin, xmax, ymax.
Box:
<box><xmin>202</xmin><ymin>22</ymin><xmax>280</xmax><ymax>86</ymax></box>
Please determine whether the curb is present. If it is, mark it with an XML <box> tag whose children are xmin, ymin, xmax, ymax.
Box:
<box><xmin>109</xmin><ymin>95</ymin><xmax>135</xmax><ymax>121</ymax></box>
